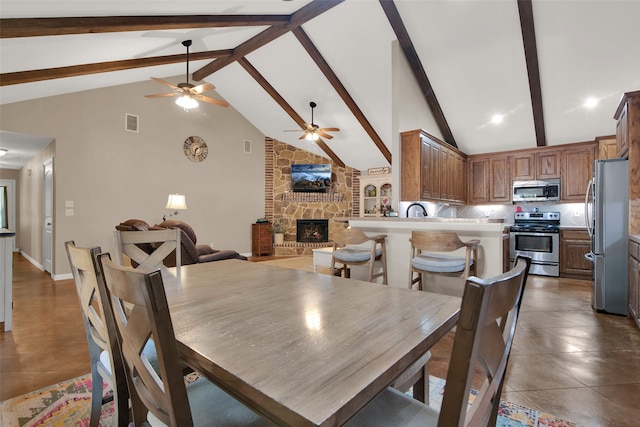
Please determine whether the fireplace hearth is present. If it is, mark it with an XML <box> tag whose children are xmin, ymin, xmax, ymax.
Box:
<box><xmin>296</xmin><ymin>219</ymin><xmax>329</xmax><ymax>243</ymax></box>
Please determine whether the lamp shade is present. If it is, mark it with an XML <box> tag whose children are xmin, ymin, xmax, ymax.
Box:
<box><xmin>166</xmin><ymin>194</ymin><xmax>187</xmax><ymax>210</ymax></box>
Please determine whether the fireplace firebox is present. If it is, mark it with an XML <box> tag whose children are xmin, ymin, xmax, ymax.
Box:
<box><xmin>296</xmin><ymin>219</ymin><xmax>329</xmax><ymax>243</ymax></box>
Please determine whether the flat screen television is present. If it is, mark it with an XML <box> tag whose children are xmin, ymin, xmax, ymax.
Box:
<box><xmin>291</xmin><ymin>163</ymin><xmax>331</xmax><ymax>193</ymax></box>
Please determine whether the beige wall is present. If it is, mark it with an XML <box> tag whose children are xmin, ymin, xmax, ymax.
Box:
<box><xmin>0</xmin><ymin>79</ymin><xmax>266</xmax><ymax>277</ymax></box>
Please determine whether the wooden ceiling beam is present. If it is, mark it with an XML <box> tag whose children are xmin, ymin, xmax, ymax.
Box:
<box><xmin>193</xmin><ymin>0</ymin><xmax>344</xmax><ymax>81</ymax></box>
<box><xmin>379</xmin><ymin>0</ymin><xmax>456</xmax><ymax>148</ymax></box>
<box><xmin>0</xmin><ymin>15</ymin><xmax>290</xmax><ymax>38</ymax></box>
<box><xmin>238</xmin><ymin>57</ymin><xmax>345</xmax><ymax>167</ymax></box>
<box><xmin>518</xmin><ymin>0</ymin><xmax>547</xmax><ymax>147</ymax></box>
<box><xmin>292</xmin><ymin>27</ymin><xmax>392</xmax><ymax>165</ymax></box>
<box><xmin>0</xmin><ymin>50</ymin><xmax>231</xmax><ymax>86</ymax></box>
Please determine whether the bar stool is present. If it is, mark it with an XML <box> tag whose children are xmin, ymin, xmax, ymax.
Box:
<box><xmin>331</xmin><ymin>228</ymin><xmax>388</xmax><ymax>285</ymax></box>
<box><xmin>409</xmin><ymin>230</ymin><xmax>479</xmax><ymax>290</ymax></box>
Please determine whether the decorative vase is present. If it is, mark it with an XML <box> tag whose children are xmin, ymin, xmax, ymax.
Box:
<box><xmin>274</xmin><ymin>233</ymin><xmax>284</xmax><ymax>245</ymax></box>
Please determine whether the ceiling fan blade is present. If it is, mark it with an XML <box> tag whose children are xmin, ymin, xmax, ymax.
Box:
<box><xmin>298</xmin><ymin>134</ymin><xmax>307</xmax><ymax>140</ymax></box>
<box><xmin>150</xmin><ymin>77</ymin><xmax>179</xmax><ymax>90</ymax></box>
<box><xmin>318</xmin><ymin>127</ymin><xmax>340</xmax><ymax>132</ymax></box>
<box><xmin>145</xmin><ymin>93</ymin><xmax>180</xmax><ymax>98</ymax></box>
<box><xmin>283</xmin><ymin>129</ymin><xmax>306</xmax><ymax>132</ymax></box>
<box><xmin>194</xmin><ymin>94</ymin><xmax>229</xmax><ymax>108</ymax></box>
<box><xmin>317</xmin><ymin>132</ymin><xmax>334</xmax><ymax>139</ymax></box>
<box><xmin>192</xmin><ymin>82</ymin><xmax>215</xmax><ymax>94</ymax></box>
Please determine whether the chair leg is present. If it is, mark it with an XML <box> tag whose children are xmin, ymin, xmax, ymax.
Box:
<box><xmin>89</xmin><ymin>368</ymin><xmax>103</xmax><ymax>427</ymax></box>
<box><xmin>381</xmin><ymin>247</ymin><xmax>388</xmax><ymax>285</ymax></box>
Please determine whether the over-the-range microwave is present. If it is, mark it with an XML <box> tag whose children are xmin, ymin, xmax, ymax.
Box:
<box><xmin>512</xmin><ymin>179</ymin><xmax>560</xmax><ymax>202</ymax></box>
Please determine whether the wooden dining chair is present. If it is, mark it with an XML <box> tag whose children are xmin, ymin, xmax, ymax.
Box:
<box><xmin>330</xmin><ymin>228</ymin><xmax>388</xmax><ymax>284</ymax></box>
<box><xmin>114</xmin><ymin>228</ymin><xmax>182</xmax><ymax>277</ymax></box>
<box><xmin>409</xmin><ymin>230</ymin><xmax>479</xmax><ymax>291</ymax></box>
<box><xmin>346</xmin><ymin>256</ymin><xmax>531</xmax><ymax>427</ymax></box>
<box><xmin>96</xmin><ymin>254</ymin><xmax>273</xmax><ymax>427</ymax></box>
<box><xmin>64</xmin><ymin>241</ymin><xmax>130</xmax><ymax>427</ymax></box>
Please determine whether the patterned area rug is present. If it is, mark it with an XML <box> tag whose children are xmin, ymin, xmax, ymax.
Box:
<box><xmin>0</xmin><ymin>373</ymin><xmax>575</xmax><ymax>427</ymax></box>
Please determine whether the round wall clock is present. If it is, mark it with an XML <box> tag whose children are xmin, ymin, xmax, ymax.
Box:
<box><xmin>183</xmin><ymin>136</ymin><xmax>208</xmax><ymax>162</ymax></box>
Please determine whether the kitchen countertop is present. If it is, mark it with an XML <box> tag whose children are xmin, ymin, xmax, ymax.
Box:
<box><xmin>334</xmin><ymin>217</ymin><xmax>504</xmax><ymax>223</ymax></box>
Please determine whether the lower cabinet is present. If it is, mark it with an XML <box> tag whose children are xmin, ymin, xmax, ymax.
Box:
<box><xmin>629</xmin><ymin>239</ymin><xmax>640</xmax><ymax>328</ymax></box>
<box><xmin>251</xmin><ymin>222</ymin><xmax>273</xmax><ymax>256</ymax></box>
<box><xmin>559</xmin><ymin>229</ymin><xmax>593</xmax><ymax>278</ymax></box>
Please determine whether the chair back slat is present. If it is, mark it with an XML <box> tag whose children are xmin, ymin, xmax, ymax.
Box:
<box><xmin>114</xmin><ymin>228</ymin><xmax>181</xmax><ymax>277</ymax></box>
<box><xmin>437</xmin><ymin>256</ymin><xmax>530</xmax><ymax>427</ymax></box>
<box><xmin>410</xmin><ymin>231</ymin><xmax>466</xmax><ymax>252</ymax></box>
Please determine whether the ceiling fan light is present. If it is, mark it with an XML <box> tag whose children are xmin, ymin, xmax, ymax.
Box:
<box><xmin>176</xmin><ymin>95</ymin><xmax>198</xmax><ymax>110</ymax></box>
<box><xmin>306</xmin><ymin>131</ymin><xmax>319</xmax><ymax>141</ymax></box>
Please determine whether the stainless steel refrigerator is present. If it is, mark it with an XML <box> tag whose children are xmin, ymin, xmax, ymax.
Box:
<box><xmin>584</xmin><ymin>158</ymin><xmax>629</xmax><ymax>315</ymax></box>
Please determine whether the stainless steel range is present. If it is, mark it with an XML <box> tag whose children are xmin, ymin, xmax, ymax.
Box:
<box><xmin>509</xmin><ymin>212</ymin><xmax>560</xmax><ymax>277</ymax></box>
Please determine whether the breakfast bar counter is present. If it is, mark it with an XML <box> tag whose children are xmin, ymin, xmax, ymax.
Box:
<box><xmin>334</xmin><ymin>217</ymin><xmax>506</xmax><ymax>295</ymax></box>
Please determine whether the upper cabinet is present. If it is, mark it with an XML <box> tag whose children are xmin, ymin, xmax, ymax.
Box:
<box><xmin>401</xmin><ymin>129</ymin><xmax>466</xmax><ymax>205</ymax></box>
<box><xmin>615</xmin><ymin>90</ymin><xmax>640</xmax><ymax>235</ymax></box>
<box><xmin>511</xmin><ymin>150</ymin><xmax>560</xmax><ymax>181</ymax></box>
<box><xmin>467</xmin><ymin>155</ymin><xmax>510</xmax><ymax>204</ymax></box>
<box><xmin>466</xmin><ymin>142</ymin><xmax>596</xmax><ymax>205</ymax></box>
<box><xmin>597</xmin><ymin>135</ymin><xmax>618</xmax><ymax>160</ymax></box>
<box><xmin>561</xmin><ymin>142</ymin><xmax>597</xmax><ymax>202</ymax></box>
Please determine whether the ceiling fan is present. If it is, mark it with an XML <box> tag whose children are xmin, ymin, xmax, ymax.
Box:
<box><xmin>284</xmin><ymin>102</ymin><xmax>340</xmax><ymax>141</ymax></box>
<box><xmin>145</xmin><ymin>40</ymin><xmax>229</xmax><ymax>110</ymax></box>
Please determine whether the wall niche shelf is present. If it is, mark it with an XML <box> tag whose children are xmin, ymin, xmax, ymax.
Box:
<box><xmin>282</xmin><ymin>192</ymin><xmax>345</xmax><ymax>202</ymax></box>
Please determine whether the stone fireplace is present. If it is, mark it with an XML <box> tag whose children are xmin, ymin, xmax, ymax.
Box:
<box><xmin>296</xmin><ymin>219</ymin><xmax>329</xmax><ymax>243</ymax></box>
<box><xmin>265</xmin><ymin>138</ymin><xmax>360</xmax><ymax>255</ymax></box>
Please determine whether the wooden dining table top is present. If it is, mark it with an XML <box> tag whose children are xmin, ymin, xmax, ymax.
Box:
<box><xmin>161</xmin><ymin>259</ymin><xmax>461</xmax><ymax>426</ymax></box>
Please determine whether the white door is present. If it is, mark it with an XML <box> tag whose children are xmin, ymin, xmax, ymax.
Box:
<box><xmin>43</xmin><ymin>159</ymin><xmax>54</xmax><ymax>273</ymax></box>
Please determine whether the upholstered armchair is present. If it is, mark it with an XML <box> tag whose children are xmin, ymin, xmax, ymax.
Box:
<box><xmin>115</xmin><ymin>219</ymin><xmax>246</xmax><ymax>268</ymax></box>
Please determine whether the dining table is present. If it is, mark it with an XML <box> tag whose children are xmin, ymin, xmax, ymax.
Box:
<box><xmin>161</xmin><ymin>259</ymin><xmax>461</xmax><ymax>426</ymax></box>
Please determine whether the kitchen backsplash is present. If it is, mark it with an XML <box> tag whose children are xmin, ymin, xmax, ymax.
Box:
<box><xmin>400</xmin><ymin>201</ymin><xmax>586</xmax><ymax>227</ymax></box>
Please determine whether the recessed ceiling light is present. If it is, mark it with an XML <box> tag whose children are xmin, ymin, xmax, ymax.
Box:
<box><xmin>584</xmin><ymin>97</ymin><xmax>598</xmax><ymax>108</ymax></box>
<box><xmin>491</xmin><ymin>114</ymin><xmax>504</xmax><ymax>125</ymax></box>
<box><xmin>0</xmin><ymin>149</ymin><xmax>8</xmax><ymax>157</ymax></box>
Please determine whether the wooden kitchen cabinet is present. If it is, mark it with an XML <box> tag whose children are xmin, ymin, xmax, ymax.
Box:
<box><xmin>560</xmin><ymin>229</ymin><xmax>593</xmax><ymax>278</ymax></box>
<box><xmin>616</xmin><ymin>101</ymin><xmax>630</xmax><ymax>159</ymax></box>
<box><xmin>511</xmin><ymin>150</ymin><xmax>560</xmax><ymax>181</ymax></box>
<box><xmin>400</xmin><ymin>129</ymin><xmax>466</xmax><ymax>204</ymax></box>
<box><xmin>251</xmin><ymin>222</ymin><xmax>273</xmax><ymax>256</ymax></box>
<box><xmin>629</xmin><ymin>239</ymin><xmax>640</xmax><ymax>328</ymax></box>
<box><xmin>561</xmin><ymin>142</ymin><xmax>597</xmax><ymax>202</ymax></box>
<box><xmin>597</xmin><ymin>135</ymin><xmax>618</xmax><ymax>160</ymax></box>
<box><xmin>467</xmin><ymin>154</ymin><xmax>510</xmax><ymax>204</ymax></box>
<box><xmin>358</xmin><ymin>174</ymin><xmax>392</xmax><ymax>217</ymax></box>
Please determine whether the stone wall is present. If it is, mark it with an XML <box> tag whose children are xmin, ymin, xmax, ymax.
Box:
<box><xmin>265</xmin><ymin>138</ymin><xmax>359</xmax><ymax>255</ymax></box>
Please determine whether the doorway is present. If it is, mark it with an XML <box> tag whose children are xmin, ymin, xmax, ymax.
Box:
<box><xmin>43</xmin><ymin>159</ymin><xmax>53</xmax><ymax>274</ymax></box>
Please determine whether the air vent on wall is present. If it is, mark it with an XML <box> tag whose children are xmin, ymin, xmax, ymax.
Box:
<box><xmin>243</xmin><ymin>139</ymin><xmax>252</xmax><ymax>154</ymax></box>
<box><xmin>125</xmin><ymin>113</ymin><xmax>139</xmax><ymax>132</ymax></box>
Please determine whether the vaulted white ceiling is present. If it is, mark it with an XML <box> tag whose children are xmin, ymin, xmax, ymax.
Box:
<box><xmin>1</xmin><ymin>0</ymin><xmax>639</xmax><ymax>171</ymax></box>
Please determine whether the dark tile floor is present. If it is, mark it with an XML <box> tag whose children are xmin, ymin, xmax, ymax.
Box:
<box><xmin>2</xmin><ymin>254</ymin><xmax>640</xmax><ymax>426</ymax></box>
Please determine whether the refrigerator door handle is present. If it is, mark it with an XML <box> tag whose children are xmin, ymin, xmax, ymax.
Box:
<box><xmin>585</xmin><ymin>177</ymin><xmax>594</xmax><ymax>238</ymax></box>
